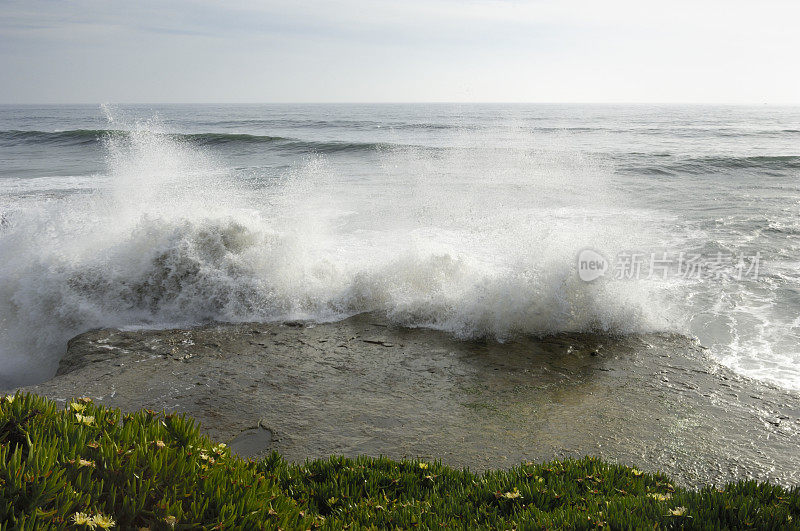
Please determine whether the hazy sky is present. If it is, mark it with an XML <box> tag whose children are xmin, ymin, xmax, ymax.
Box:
<box><xmin>2</xmin><ymin>0</ymin><xmax>799</xmax><ymax>104</ymax></box>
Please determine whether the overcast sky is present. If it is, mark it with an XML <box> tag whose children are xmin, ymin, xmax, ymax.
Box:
<box><xmin>1</xmin><ymin>0</ymin><xmax>799</xmax><ymax>104</ymax></box>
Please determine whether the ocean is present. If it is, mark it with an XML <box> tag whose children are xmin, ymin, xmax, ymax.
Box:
<box><xmin>1</xmin><ymin>103</ymin><xmax>799</xmax><ymax>391</ymax></box>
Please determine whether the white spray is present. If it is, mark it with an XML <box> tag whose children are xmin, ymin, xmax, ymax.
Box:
<box><xmin>0</xmin><ymin>110</ymin><xmax>673</xmax><ymax>387</ymax></box>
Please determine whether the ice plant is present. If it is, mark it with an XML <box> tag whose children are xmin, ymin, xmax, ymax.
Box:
<box><xmin>1</xmin><ymin>394</ymin><xmax>798</xmax><ymax>529</ymax></box>
<box><xmin>69</xmin><ymin>401</ymin><xmax>87</xmax><ymax>413</ymax></box>
<box><xmin>75</xmin><ymin>413</ymin><xmax>95</xmax><ymax>426</ymax></box>
<box><xmin>212</xmin><ymin>442</ymin><xmax>227</xmax><ymax>454</ymax></box>
<box><xmin>72</xmin><ymin>512</ymin><xmax>95</xmax><ymax>527</ymax></box>
<box><xmin>91</xmin><ymin>513</ymin><xmax>116</xmax><ymax>529</ymax></box>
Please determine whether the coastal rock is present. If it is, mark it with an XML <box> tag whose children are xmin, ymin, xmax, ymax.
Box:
<box><xmin>22</xmin><ymin>313</ymin><xmax>800</xmax><ymax>487</ymax></box>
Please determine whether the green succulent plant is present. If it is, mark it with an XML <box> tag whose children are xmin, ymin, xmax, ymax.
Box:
<box><xmin>1</xmin><ymin>393</ymin><xmax>798</xmax><ymax>529</ymax></box>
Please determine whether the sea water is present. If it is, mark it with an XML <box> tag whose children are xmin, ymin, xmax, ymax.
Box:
<box><xmin>0</xmin><ymin>103</ymin><xmax>798</xmax><ymax>390</ymax></box>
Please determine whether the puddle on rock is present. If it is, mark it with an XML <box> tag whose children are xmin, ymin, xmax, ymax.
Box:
<box><xmin>229</xmin><ymin>426</ymin><xmax>273</xmax><ymax>458</ymax></box>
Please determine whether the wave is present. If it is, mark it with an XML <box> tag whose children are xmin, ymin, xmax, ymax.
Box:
<box><xmin>184</xmin><ymin>132</ymin><xmax>398</xmax><ymax>154</ymax></box>
<box><xmin>618</xmin><ymin>154</ymin><xmax>800</xmax><ymax>176</ymax></box>
<box><xmin>0</xmin><ymin>117</ymin><xmax>674</xmax><ymax>388</ymax></box>
<box><xmin>694</xmin><ymin>155</ymin><xmax>800</xmax><ymax>170</ymax></box>
<box><xmin>0</xmin><ymin>129</ymin><xmax>116</xmax><ymax>146</ymax></box>
<box><xmin>195</xmin><ymin>118</ymin><xmax>455</xmax><ymax>131</ymax></box>
<box><xmin>0</xmin><ymin>129</ymin><xmax>399</xmax><ymax>154</ymax></box>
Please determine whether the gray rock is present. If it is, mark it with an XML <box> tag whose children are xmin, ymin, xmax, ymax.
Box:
<box><xmin>20</xmin><ymin>313</ymin><xmax>800</xmax><ymax>487</ymax></box>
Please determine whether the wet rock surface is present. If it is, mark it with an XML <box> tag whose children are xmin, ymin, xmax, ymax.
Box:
<box><xmin>21</xmin><ymin>313</ymin><xmax>800</xmax><ymax>486</ymax></box>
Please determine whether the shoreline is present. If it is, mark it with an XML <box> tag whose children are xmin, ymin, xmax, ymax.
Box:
<box><xmin>20</xmin><ymin>313</ymin><xmax>800</xmax><ymax>487</ymax></box>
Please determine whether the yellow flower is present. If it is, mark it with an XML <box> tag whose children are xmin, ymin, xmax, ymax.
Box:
<box><xmin>2</xmin><ymin>395</ymin><xmax>14</xmax><ymax>404</ymax></box>
<box><xmin>418</xmin><ymin>462</ymin><xmax>428</xmax><ymax>470</ymax></box>
<box><xmin>79</xmin><ymin>396</ymin><xmax>93</xmax><ymax>404</ymax></box>
<box><xmin>212</xmin><ymin>443</ymin><xmax>227</xmax><ymax>454</ymax></box>
<box><xmin>670</xmin><ymin>506</ymin><xmax>687</xmax><ymax>517</ymax></box>
<box><xmin>70</xmin><ymin>401</ymin><xmax>87</xmax><ymax>413</ymax></box>
<box><xmin>163</xmin><ymin>515</ymin><xmax>177</xmax><ymax>527</ymax></box>
<box><xmin>91</xmin><ymin>513</ymin><xmax>116</xmax><ymax>529</ymax></box>
<box><xmin>72</xmin><ymin>512</ymin><xmax>95</xmax><ymax>527</ymax></box>
<box><xmin>648</xmin><ymin>493</ymin><xmax>672</xmax><ymax>501</ymax></box>
<box><xmin>75</xmin><ymin>413</ymin><xmax>95</xmax><ymax>426</ymax></box>
<box><xmin>77</xmin><ymin>458</ymin><xmax>96</xmax><ymax>468</ymax></box>
<box><xmin>199</xmin><ymin>452</ymin><xmax>210</xmax><ymax>461</ymax></box>
<box><xmin>503</xmin><ymin>488</ymin><xmax>522</xmax><ymax>499</ymax></box>
<box><xmin>631</xmin><ymin>468</ymin><xmax>644</xmax><ymax>476</ymax></box>
<box><xmin>155</xmin><ymin>440</ymin><xmax>166</xmax><ymax>449</ymax></box>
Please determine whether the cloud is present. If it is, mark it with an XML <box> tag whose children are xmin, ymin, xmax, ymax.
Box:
<box><xmin>1</xmin><ymin>0</ymin><xmax>799</xmax><ymax>103</ymax></box>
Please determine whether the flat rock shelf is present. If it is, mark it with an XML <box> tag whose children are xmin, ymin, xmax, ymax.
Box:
<box><xmin>21</xmin><ymin>313</ymin><xmax>800</xmax><ymax>487</ymax></box>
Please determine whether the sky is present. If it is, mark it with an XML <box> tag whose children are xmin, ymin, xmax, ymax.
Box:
<box><xmin>1</xmin><ymin>0</ymin><xmax>799</xmax><ymax>104</ymax></box>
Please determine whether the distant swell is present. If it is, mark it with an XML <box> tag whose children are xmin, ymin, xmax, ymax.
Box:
<box><xmin>692</xmin><ymin>155</ymin><xmax>800</xmax><ymax>170</ymax></box>
<box><xmin>0</xmin><ymin>129</ymin><xmax>114</xmax><ymax>146</ymax></box>
<box><xmin>5</xmin><ymin>130</ymin><xmax>800</xmax><ymax>173</ymax></box>
<box><xmin>0</xmin><ymin>129</ymin><xmax>398</xmax><ymax>154</ymax></box>
<box><xmin>618</xmin><ymin>154</ymin><xmax>800</xmax><ymax>176</ymax></box>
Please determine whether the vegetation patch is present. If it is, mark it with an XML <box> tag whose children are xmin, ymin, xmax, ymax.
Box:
<box><xmin>1</xmin><ymin>393</ymin><xmax>798</xmax><ymax>529</ymax></box>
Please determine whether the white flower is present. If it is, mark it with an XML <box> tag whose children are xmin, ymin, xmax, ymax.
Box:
<box><xmin>212</xmin><ymin>443</ymin><xmax>227</xmax><ymax>454</ymax></box>
<box><xmin>72</xmin><ymin>512</ymin><xmax>95</xmax><ymax>528</ymax></box>
<box><xmin>91</xmin><ymin>513</ymin><xmax>116</xmax><ymax>529</ymax></box>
